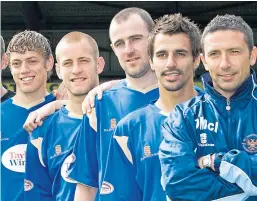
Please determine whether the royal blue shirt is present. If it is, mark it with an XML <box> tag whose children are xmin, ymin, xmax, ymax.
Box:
<box><xmin>1</xmin><ymin>94</ymin><xmax>55</xmax><ymax>201</ymax></box>
<box><xmin>68</xmin><ymin>80</ymin><xmax>159</xmax><ymax>192</ymax></box>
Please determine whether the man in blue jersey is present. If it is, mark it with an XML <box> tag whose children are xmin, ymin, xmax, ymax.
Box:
<box><xmin>159</xmin><ymin>14</ymin><xmax>257</xmax><ymax>201</ymax></box>
<box><xmin>1</xmin><ymin>30</ymin><xmax>55</xmax><ymax>201</ymax></box>
<box><xmin>22</xmin><ymin>7</ymin><xmax>158</xmax><ymax>200</ymax></box>
<box><xmin>67</xmin><ymin>7</ymin><xmax>159</xmax><ymax>200</ymax></box>
<box><xmin>24</xmin><ymin>32</ymin><xmax>104</xmax><ymax>201</ymax></box>
<box><xmin>1</xmin><ymin>35</ymin><xmax>15</xmax><ymax>102</ymax></box>
<box><xmin>100</xmin><ymin>13</ymin><xmax>202</xmax><ymax>201</ymax></box>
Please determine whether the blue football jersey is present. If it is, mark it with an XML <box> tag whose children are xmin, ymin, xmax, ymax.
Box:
<box><xmin>68</xmin><ymin>80</ymin><xmax>159</xmax><ymax>190</ymax></box>
<box><xmin>100</xmin><ymin>102</ymin><xmax>167</xmax><ymax>201</ymax></box>
<box><xmin>24</xmin><ymin>106</ymin><xmax>83</xmax><ymax>201</ymax></box>
<box><xmin>1</xmin><ymin>94</ymin><xmax>55</xmax><ymax>201</ymax></box>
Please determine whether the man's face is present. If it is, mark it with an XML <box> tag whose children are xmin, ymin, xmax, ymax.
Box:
<box><xmin>9</xmin><ymin>51</ymin><xmax>51</xmax><ymax>94</ymax></box>
<box><xmin>151</xmin><ymin>33</ymin><xmax>197</xmax><ymax>91</ymax></box>
<box><xmin>57</xmin><ymin>40</ymin><xmax>101</xmax><ymax>97</ymax></box>
<box><xmin>202</xmin><ymin>30</ymin><xmax>257</xmax><ymax>98</ymax></box>
<box><xmin>110</xmin><ymin>14</ymin><xmax>151</xmax><ymax>78</ymax></box>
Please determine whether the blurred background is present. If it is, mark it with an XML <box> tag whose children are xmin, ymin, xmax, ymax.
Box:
<box><xmin>1</xmin><ymin>1</ymin><xmax>257</xmax><ymax>92</ymax></box>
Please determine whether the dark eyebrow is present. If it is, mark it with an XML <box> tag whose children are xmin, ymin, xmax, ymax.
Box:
<box><xmin>62</xmin><ymin>59</ymin><xmax>72</xmax><ymax>64</ymax></box>
<box><xmin>176</xmin><ymin>49</ymin><xmax>189</xmax><ymax>53</ymax></box>
<box><xmin>128</xmin><ymin>34</ymin><xmax>144</xmax><ymax>40</ymax></box>
<box><xmin>78</xmin><ymin>57</ymin><xmax>91</xmax><ymax>60</ymax></box>
<box><xmin>155</xmin><ymin>50</ymin><xmax>167</xmax><ymax>55</ymax></box>
<box><xmin>113</xmin><ymin>34</ymin><xmax>144</xmax><ymax>47</ymax></box>
<box><xmin>11</xmin><ymin>59</ymin><xmax>21</xmax><ymax>62</ymax></box>
<box><xmin>26</xmin><ymin>57</ymin><xmax>38</xmax><ymax>60</ymax></box>
<box><xmin>113</xmin><ymin>39</ymin><xmax>124</xmax><ymax>47</ymax></box>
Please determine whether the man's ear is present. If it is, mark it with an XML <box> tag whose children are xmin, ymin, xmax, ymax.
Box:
<box><xmin>1</xmin><ymin>53</ymin><xmax>8</xmax><ymax>70</ymax></box>
<box><xmin>250</xmin><ymin>46</ymin><xmax>257</xmax><ymax>66</ymax></box>
<box><xmin>55</xmin><ymin>63</ymin><xmax>62</xmax><ymax>80</ymax></box>
<box><xmin>149</xmin><ymin>58</ymin><xmax>155</xmax><ymax>71</ymax></box>
<box><xmin>110</xmin><ymin>44</ymin><xmax>117</xmax><ymax>57</ymax></box>
<box><xmin>193</xmin><ymin>56</ymin><xmax>201</xmax><ymax>71</ymax></box>
<box><xmin>200</xmin><ymin>53</ymin><xmax>209</xmax><ymax>71</ymax></box>
<box><xmin>46</xmin><ymin>55</ymin><xmax>54</xmax><ymax>72</ymax></box>
<box><xmin>96</xmin><ymin>57</ymin><xmax>105</xmax><ymax>75</ymax></box>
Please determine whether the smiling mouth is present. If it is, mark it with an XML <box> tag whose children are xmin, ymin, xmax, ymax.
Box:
<box><xmin>20</xmin><ymin>76</ymin><xmax>34</xmax><ymax>81</ymax></box>
<box><xmin>126</xmin><ymin>57</ymin><xmax>139</xmax><ymax>62</ymax></box>
<box><xmin>71</xmin><ymin>78</ymin><xmax>86</xmax><ymax>82</ymax></box>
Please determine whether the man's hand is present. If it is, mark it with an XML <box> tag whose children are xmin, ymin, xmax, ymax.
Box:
<box><xmin>198</xmin><ymin>154</ymin><xmax>215</xmax><ymax>171</ymax></box>
<box><xmin>52</xmin><ymin>82</ymin><xmax>68</xmax><ymax>100</ymax></box>
<box><xmin>82</xmin><ymin>80</ymin><xmax>121</xmax><ymax>114</ymax></box>
<box><xmin>23</xmin><ymin>100</ymin><xmax>67</xmax><ymax>133</ymax></box>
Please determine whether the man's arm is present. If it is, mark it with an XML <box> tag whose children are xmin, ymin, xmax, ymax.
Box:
<box><xmin>23</xmin><ymin>100</ymin><xmax>67</xmax><ymax>133</ymax></box>
<box><xmin>99</xmin><ymin>125</ymin><xmax>142</xmax><ymax>201</ymax></box>
<box><xmin>82</xmin><ymin>79</ymin><xmax>121</xmax><ymax>114</ymax></box>
<box><xmin>25</xmin><ymin>131</ymin><xmax>53</xmax><ymax>201</ymax></box>
<box><xmin>159</xmin><ymin>108</ymin><xmax>244</xmax><ymax>201</ymax></box>
<box><xmin>199</xmin><ymin>151</ymin><xmax>257</xmax><ymax>196</ymax></box>
<box><xmin>74</xmin><ymin>184</ymin><xmax>97</xmax><ymax>201</ymax></box>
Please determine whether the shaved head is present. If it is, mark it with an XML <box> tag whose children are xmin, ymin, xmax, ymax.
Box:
<box><xmin>55</xmin><ymin>31</ymin><xmax>99</xmax><ymax>62</ymax></box>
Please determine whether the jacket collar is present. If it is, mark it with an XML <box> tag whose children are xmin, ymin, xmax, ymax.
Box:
<box><xmin>201</xmin><ymin>68</ymin><xmax>257</xmax><ymax>101</ymax></box>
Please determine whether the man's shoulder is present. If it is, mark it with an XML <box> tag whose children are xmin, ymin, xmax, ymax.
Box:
<box><xmin>31</xmin><ymin>109</ymin><xmax>61</xmax><ymax>139</ymax></box>
<box><xmin>117</xmin><ymin>103</ymin><xmax>162</xmax><ymax>131</ymax></box>
<box><xmin>1</xmin><ymin>90</ymin><xmax>15</xmax><ymax>103</ymax></box>
<box><xmin>175</xmin><ymin>93</ymin><xmax>209</xmax><ymax>116</ymax></box>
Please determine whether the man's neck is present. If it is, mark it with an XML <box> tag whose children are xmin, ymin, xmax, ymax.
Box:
<box><xmin>156</xmin><ymin>81</ymin><xmax>197</xmax><ymax>114</ymax></box>
<box><xmin>65</xmin><ymin>94</ymin><xmax>85</xmax><ymax>116</ymax></box>
<box><xmin>126</xmin><ymin>70</ymin><xmax>158</xmax><ymax>92</ymax></box>
<box><xmin>13</xmin><ymin>88</ymin><xmax>49</xmax><ymax>109</ymax></box>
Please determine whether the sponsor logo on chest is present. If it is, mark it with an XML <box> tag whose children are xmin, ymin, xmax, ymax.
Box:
<box><xmin>1</xmin><ymin>144</ymin><xmax>27</xmax><ymax>172</ymax></box>
<box><xmin>195</xmin><ymin>117</ymin><xmax>219</xmax><ymax>133</ymax></box>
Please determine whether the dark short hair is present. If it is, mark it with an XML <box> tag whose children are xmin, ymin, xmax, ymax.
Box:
<box><xmin>148</xmin><ymin>13</ymin><xmax>201</xmax><ymax>60</ymax></box>
<box><xmin>201</xmin><ymin>14</ymin><xmax>254</xmax><ymax>54</ymax></box>
<box><xmin>109</xmin><ymin>7</ymin><xmax>154</xmax><ymax>39</ymax></box>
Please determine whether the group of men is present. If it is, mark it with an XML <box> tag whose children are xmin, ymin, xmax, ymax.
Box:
<box><xmin>1</xmin><ymin>6</ymin><xmax>257</xmax><ymax>201</ymax></box>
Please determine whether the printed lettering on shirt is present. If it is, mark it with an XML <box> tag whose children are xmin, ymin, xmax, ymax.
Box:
<box><xmin>198</xmin><ymin>133</ymin><xmax>214</xmax><ymax>147</ymax></box>
<box><xmin>1</xmin><ymin>144</ymin><xmax>27</xmax><ymax>172</ymax></box>
<box><xmin>195</xmin><ymin>117</ymin><xmax>219</xmax><ymax>133</ymax></box>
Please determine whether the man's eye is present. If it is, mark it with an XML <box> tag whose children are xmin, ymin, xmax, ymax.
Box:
<box><xmin>131</xmin><ymin>37</ymin><xmax>141</xmax><ymax>42</ymax></box>
<box><xmin>115</xmin><ymin>42</ymin><xmax>124</xmax><ymax>48</ymax></box>
<box><xmin>11</xmin><ymin>62</ymin><xmax>20</xmax><ymax>67</ymax></box>
<box><xmin>28</xmin><ymin>60</ymin><xmax>37</xmax><ymax>64</ymax></box>
<box><xmin>177</xmin><ymin>52</ymin><xmax>185</xmax><ymax>57</ymax></box>
<box><xmin>157</xmin><ymin>53</ymin><xmax>166</xmax><ymax>58</ymax></box>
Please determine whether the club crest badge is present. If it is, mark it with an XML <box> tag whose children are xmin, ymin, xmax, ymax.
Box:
<box><xmin>110</xmin><ymin>118</ymin><xmax>117</xmax><ymax>129</ymax></box>
<box><xmin>55</xmin><ymin>145</ymin><xmax>62</xmax><ymax>155</ymax></box>
<box><xmin>242</xmin><ymin>134</ymin><xmax>257</xmax><ymax>154</ymax></box>
<box><xmin>144</xmin><ymin>145</ymin><xmax>151</xmax><ymax>157</ymax></box>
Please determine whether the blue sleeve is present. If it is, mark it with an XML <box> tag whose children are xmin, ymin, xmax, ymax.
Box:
<box><xmin>218</xmin><ymin>150</ymin><xmax>257</xmax><ymax>196</ymax></box>
<box><xmin>99</xmin><ymin>126</ymin><xmax>142</xmax><ymax>201</ymax></box>
<box><xmin>159</xmin><ymin>108</ymin><xmax>244</xmax><ymax>201</ymax></box>
<box><xmin>67</xmin><ymin>115</ymin><xmax>98</xmax><ymax>188</ymax></box>
<box><xmin>25</xmin><ymin>130</ymin><xmax>53</xmax><ymax>201</ymax></box>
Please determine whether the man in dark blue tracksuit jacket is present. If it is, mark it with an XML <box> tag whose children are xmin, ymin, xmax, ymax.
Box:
<box><xmin>159</xmin><ymin>14</ymin><xmax>257</xmax><ymax>201</ymax></box>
